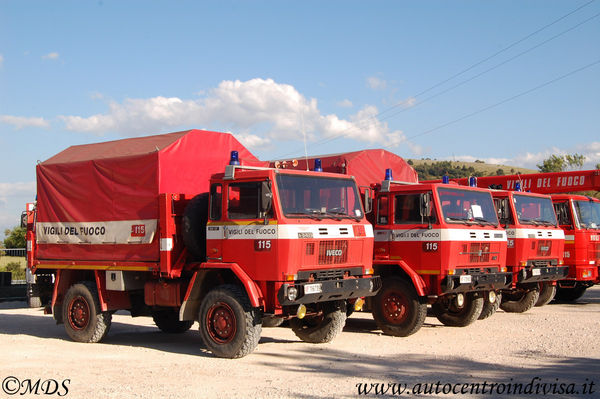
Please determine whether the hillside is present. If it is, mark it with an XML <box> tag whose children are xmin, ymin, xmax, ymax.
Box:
<box><xmin>407</xmin><ymin>159</ymin><xmax>537</xmax><ymax>181</ymax></box>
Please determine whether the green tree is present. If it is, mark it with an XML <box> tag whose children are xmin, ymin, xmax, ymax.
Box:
<box><xmin>564</xmin><ymin>153</ymin><xmax>585</xmax><ymax>170</ymax></box>
<box><xmin>595</xmin><ymin>163</ymin><xmax>600</xmax><ymax>170</ymax></box>
<box><xmin>537</xmin><ymin>154</ymin><xmax>565</xmax><ymax>172</ymax></box>
<box><xmin>3</xmin><ymin>226</ymin><xmax>26</xmax><ymax>248</ymax></box>
<box><xmin>537</xmin><ymin>153</ymin><xmax>587</xmax><ymax>172</ymax></box>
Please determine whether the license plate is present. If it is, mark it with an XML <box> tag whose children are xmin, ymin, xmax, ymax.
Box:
<box><xmin>304</xmin><ymin>283</ymin><xmax>322</xmax><ymax>294</ymax></box>
<box><xmin>459</xmin><ymin>275</ymin><xmax>472</xmax><ymax>284</ymax></box>
<box><xmin>532</xmin><ymin>268</ymin><xmax>541</xmax><ymax>276</ymax></box>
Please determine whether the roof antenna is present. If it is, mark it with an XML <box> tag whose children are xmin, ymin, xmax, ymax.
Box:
<box><xmin>301</xmin><ymin>109</ymin><xmax>309</xmax><ymax>171</ymax></box>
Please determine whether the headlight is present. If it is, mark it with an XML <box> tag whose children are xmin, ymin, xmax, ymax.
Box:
<box><xmin>287</xmin><ymin>286</ymin><xmax>298</xmax><ymax>301</ymax></box>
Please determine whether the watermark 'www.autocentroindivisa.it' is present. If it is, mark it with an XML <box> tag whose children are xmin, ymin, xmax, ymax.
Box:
<box><xmin>356</xmin><ymin>377</ymin><xmax>596</xmax><ymax>396</ymax></box>
<box><xmin>2</xmin><ymin>376</ymin><xmax>70</xmax><ymax>396</ymax></box>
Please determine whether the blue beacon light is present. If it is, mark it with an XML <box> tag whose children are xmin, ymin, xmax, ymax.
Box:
<box><xmin>515</xmin><ymin>182</ymin><xmax>521</xmax><ymax>192</ymax></box>
<box><xmin>442</xmin><ymin>175</ymin><xmax>450</xmax><ymax>184</ymax></box>
<box><xmin>314</xmin><ymin>158</ymin><xmax>323</xmax><ymax>172</ymax></box>
<box><xmin>385</xmin><ymin>168</ymin><xmax>393</xmax><ymax>181</ymax></box>
<box><xmin>229</xmin><ymin>151</ymin><xmax>240</xmax><ymax>165</ymax></box>
<box><xmin>469</xmin><ymin>176</ymin><xmax>477</xmax><ymax>187</ymax></box>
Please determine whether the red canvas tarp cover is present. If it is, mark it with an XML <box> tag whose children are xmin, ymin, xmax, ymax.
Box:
<box><xmin>272</xmin><ymin>149</ymin><xmax>418</xmax><ymax>187</ymax></box>
<box><xmin>36</xmin><ymin>129</ymin><xmax>261</xmax><ymax>262</ymax></box>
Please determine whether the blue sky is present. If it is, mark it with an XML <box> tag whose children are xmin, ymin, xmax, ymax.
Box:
<box><xmin>1</xmin><ymin>0</ymin><xmax>599</xmax><ymax>237</ymax></box>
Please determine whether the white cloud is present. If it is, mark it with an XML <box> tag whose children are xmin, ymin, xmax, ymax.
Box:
<box><xmin>337</xmin><ymin>99</ymin><xmax>353</xmax><ymax>108</ymax></box>
<box><xmin>451</xmin><ymin>143</ymin><xmax>600</xmax><ymax>170</ymax></box>
<box><xmin>0</xmin><ymin>115</ymin><xmax>50</xmax><ymax>129</ymax></box>
<box><xmin>366</xmin><ymin>76</ymin><xmax>387</xmax><ymax>90</ymax></box>
<box><xmin>59</xmin><ymin>78</ymin><xmax>422</xmax><ymax>153</ymax></box>
<box><xmin>42</xmin><ymin>52</ymin><xmax>59</xmax><ymax>60</ymax></box>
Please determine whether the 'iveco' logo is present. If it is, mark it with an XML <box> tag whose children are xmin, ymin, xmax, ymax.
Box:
<box><xmin>326</xmin><ymin>249</ymin><xmax>343</xmax><ymax>256</ymax></box>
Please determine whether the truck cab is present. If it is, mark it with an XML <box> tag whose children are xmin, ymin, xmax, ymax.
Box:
<box><xmin>492</xmin><ymin>190</ymin><xmax>567</xmax><ymax>311</ymax></box>
<box><xmin>551</xmin><ymin>194</ymin><xmax>600</xmax><ymax>301</ymax></box>
<box><xmin>369</xmin><ymin>177</ymin><xmax>511</xmax><ymax>336</ymax></box>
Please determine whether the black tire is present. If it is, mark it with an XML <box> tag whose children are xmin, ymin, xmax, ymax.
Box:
<box><xmin>183</xmin><ymin>193</ymin><xmax>209</xmax><ymax>262</ymax></box>
<box><xmin>478</xmin><ymin>292</ymin><xmax>501</xmax><ymax>320</ymax></box>
<box><xmin>198</xmin><ymin>285</ymin><xmax>261</xmax><ymax>359</ymax></box>
<box><xmin>62</xmin><ymin>282</ymin><xmax>112</xmax><ymax>343</ymax></box>
<box><xmin>433</xmin><ymin>294</ymin><xmax>484</xmax><ymax>327</ymax></box>
<box><xmin>290</xmin><ymin>303</ymin><xmax>346</xmax><ymax>343</ymax></box>
<box><xmin>152</xmin><ymin>309</ymin><xmax>194</xmax><ymax>333</ymax></box>
<box><xmin>27</xmin><ymin>282</ymin><xmax>43</xmax><ymax>308</ymax></box>
<box><xmin>500</xmin><ymin>288</ymin><xmax>540</xmax><ymax>313</ymax></box>
<box><xmin>371</xmin><ymin>278</ymin><xmax>426</xmax><ymax>337</ymax></box>
<box><xmin>554</xmin><ymin>285</ymin><xmax>587</xmax><ymax>302</ymax></box>
<box><xmin>535</xmin><ymin>283</ymin><xmax>556</xmax><ymax>307</ymax></box>
<box><xmin>261</xmin><ymin>316</ymin><xmax>284</xmax><ymax>328</ymax></box>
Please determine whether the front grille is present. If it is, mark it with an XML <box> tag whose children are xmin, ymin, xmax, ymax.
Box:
<box><xmin>462</xmin><ymin>243</ymin><xmax>490</xmax><ymax>263</ymax></box>
<box><xmin>537</xmin><ymin>240</ymin><xmax>552</xmax><ymax>256</ymax></box>
<box><xmin>318</xmin><ymin>240</ymin><xmax>348</xmax><ymax>265</ymax></box>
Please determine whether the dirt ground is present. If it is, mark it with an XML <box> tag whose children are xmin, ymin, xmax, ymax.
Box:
<box><xmin>1</xmin><ymin>286</ymin><xmax>599</xmax><ymax>399</ymax></box>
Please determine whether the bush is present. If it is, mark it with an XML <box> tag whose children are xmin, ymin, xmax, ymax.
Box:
<box><xmin>1</xmin><ymin>262</ymin><xmax>25</xmax><ymax>280</ymax></box>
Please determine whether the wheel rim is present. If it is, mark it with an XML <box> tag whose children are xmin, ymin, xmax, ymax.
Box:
<box><xmin>382</xmin><ymin>291</ymin><xmax>409</xmax><ymax>323</ymax></box>
<box><xmin>67</xmin><ymin>296</ymin><xmax>90</xmax><ymax>331</ymax></box>
<box><xmin>206</xmin><ymin>301</ymin><xmax>237</xmax><ymax>344</ymax></box>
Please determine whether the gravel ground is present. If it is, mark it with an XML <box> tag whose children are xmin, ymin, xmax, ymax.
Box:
<box><xmin>1</xmin><ymin>286</ymin><xmax>599</xmax><ymax>399</ymax></box>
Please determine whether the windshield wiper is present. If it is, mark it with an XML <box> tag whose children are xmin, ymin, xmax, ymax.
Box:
<box><xmin>286</xmin><ymin>211</ymin><xmax>322</xmax><ymax>220</ymax></box>
<box><xmin>445</xmin><ymin>217</ymin><xmax>471</xmax><ymax>225</ymax></box>
<box><xmin>473</xmin><ymin>218</ymin><xmax>497</xmax><ymax>226</ymax></box>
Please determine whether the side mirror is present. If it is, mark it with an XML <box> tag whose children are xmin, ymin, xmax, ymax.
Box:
<box><xmin>20</xmin><ymin>211</ymin><xmax>27</xmax><ymax>228</ymax></box>
<box><xmin>420</xmin><ymin>193</ymin><xmax>432</xmax><ymax>217</ymax></box>
<box><xmin>261</xmin><ymin>181</ymin><xmax>273</xmax><ymax>223</ymax></box>
<box><xmin>362</xmin><ymin>187</ymin><xmax>372</xmax><ymax>214</ymax></box>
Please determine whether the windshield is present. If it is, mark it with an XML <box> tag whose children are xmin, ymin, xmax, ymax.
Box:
<box><xmin>513</xmin><ymin>194</ymin><xmax>557</xmax><ymax>226</ymax></box>
<box><xmin>276</xmin><ymin>174</ymin><xmax>363</xmax><ymax>220</ymax></box>
<box><xmin>438</xmin><ymin>187</ymin><xmax>498</xmax><ymax>226</ymax></box>
<box><xmin>573</xmin><ymin>200</ymin><xmax>600</xmax><ymax>229</ymax></box>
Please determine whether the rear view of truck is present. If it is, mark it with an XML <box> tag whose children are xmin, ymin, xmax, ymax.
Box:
<box><xmin>26</xmin><ymin>130</ymin><xmax>379</xmax><ymax>358</ymax></box>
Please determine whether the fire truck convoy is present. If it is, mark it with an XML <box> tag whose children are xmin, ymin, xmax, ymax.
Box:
<box><xmin>25</xmin><ymin>130</ymin><xmax>380</xmax><ymax>358</ymax></box>
<box><xmin>272</xmin><ymin>151</ymin><xmax>512</xmax><ymax>336</ymax></box>
<box><xmin>449</xmin><ymin>170</ymin><xmax>600</xmax><ymax>301</ymax></box>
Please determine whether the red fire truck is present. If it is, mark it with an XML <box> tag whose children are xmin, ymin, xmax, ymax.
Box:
<box><xmin>489</xmin><ymin>188</ymin><xmax>567</xmax><ymax>312</ymax></box>
<box><xmin>272</xmin><ymin>151</ymin><xmax>511</xmax><ymax>336</ymax></box>
<box><xmin>449</xmin><ymin>170</ymin><xmax>600</xmax><ymax>301</ymax></box>
<box><xmin>26</xmin><ymin>130</ymin><xmax>379</xmax><ymax>358</ymax></box>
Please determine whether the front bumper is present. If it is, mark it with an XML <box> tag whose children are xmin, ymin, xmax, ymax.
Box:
<box><xmin>517</xmin><ymin>266</ymin><xmax>569</xmax><ymax>284</ymax></box>
<box><xmin>440</xmin><ymin>272</ymin><xmax>512</xmax><ymax>294</ymax></box>
<box><xmin>277</xmin><ymin>276</ymin><xmax>381</xmax><ymax>306</ymax></box>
